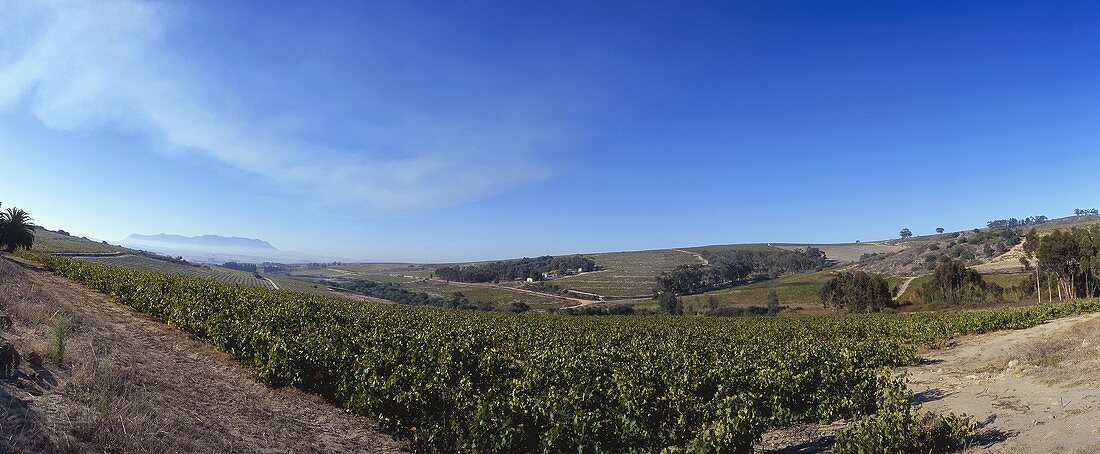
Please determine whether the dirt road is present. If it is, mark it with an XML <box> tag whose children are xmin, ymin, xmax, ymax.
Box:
<box><xmin>0</xmin><ymin>254</ymin><xmax>406</xmax><ymax>453</ymax></box>
<box><xmin>907</xmin><ymin>312</ymin><xmax>1100</xmax><ymax>452</ymax></box>
<box><xmin>677</xmin><ymin>249</ymin><xmax>709</xmax><ymax>266</ymax></box>
<box><xmin>894</xmin><ymin>275</ymin><xmax>921</xmax><ymax>300</ymax></box>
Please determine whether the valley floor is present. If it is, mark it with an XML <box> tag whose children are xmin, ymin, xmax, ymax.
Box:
<box><xmin>0</xmin><ymin>254</ymin><xmax>406</xmax><ymax>453</ymax></box>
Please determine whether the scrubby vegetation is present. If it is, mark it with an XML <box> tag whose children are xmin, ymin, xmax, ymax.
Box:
<box><xmin>24</xmin><ymin>251</ymin><xmax>1100</xmax><ymax>452</ymax></box>
<box><xmin>435</xmin><ymin>255</ymin><xmax>596</xmax><ymax>283</ymax></box>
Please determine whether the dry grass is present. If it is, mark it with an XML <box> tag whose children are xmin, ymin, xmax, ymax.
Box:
<box><xmin>65</xmin><ymin>346</ymin><xmax>200</xmax><ymax>453</ymax></box>
<box><xmin>1</xmin><ymin>255</ymin><xmax>406</xmax><ymax>453</ymax></box>
<box><xmin>0</xmin><ymin>257</ymin><xmax>194</xmax><ymax>453</ymax></box>
<box><xmin>1003</xmin><ymin>317</ymin><xmax>1100</xmax><ymax>385</ymax></box>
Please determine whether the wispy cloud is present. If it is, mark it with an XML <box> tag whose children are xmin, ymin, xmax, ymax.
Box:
<box><xmin>0</xmin><ymin>0</ymin><xmax>555</xmax><ymax>210</ymax></box>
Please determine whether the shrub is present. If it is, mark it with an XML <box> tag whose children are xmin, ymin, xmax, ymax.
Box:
<box><xmin>834</xmin><ymin>380</ymin><xmax>974</xmax><ymax>453</ymax></box>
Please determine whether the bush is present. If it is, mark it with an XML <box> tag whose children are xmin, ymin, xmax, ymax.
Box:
<box><xmin>834</xmin><ymin>380</ymin><xmax>974</xmax><ymax>453</ymax></box>
<box><xmin>607</xmin><ymin>304</ymin><xmax>635</xmax><ymax>315</ymax></box>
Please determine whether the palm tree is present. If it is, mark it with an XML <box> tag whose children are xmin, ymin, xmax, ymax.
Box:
<box><xmin>0</xmin><ymin>207</ymin><xmax>36</xmax><ymax>252</ymax></box>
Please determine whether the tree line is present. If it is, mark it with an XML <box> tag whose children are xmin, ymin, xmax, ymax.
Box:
<box><xmin>327</xmin><ymin>279</ymin><xmax>498</xmax><ymax>310</ymax></box>
<box><xmin>656</xmin><ymin>248</ymin><xmax>829</xmax><ymax>296</ymax></box>
<box><xmin>1022</xmin><ymin>226</ymin><xmax>1100</xmax><ymax>301</ymax></box>
<box><xmin>222</xmin><ymin>261</ymin><xmax>258</xmax><ymax>272</ymax></box>
<box><xmin>435</xmin><ymin>255</ymin><xmax>596</xmax><ymax>283</ymax></box>
<box><xmin>986</xmin><ymin>215</ymin><xmax>1047</xmax><ymax>230</ymax></box>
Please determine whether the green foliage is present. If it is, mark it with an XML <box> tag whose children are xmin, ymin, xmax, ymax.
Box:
<box><xmin>436</xmin><ymin>255</ymin><xmax>596</xmax><ymax>283</ymax></box>
<box><xmin>915</xmin><ymin>260</ymin><xmax>1002</xmax><ymax>305</ymax></box>
<box><xmin>657</xmin><ymin>292</ymin><xmax>683</xmax><ymax>315</ymax></box>
<box><xmin>834</xmin><ymin>380</ymin><xmax>975</xmax><ymax>453</ymax></box>
<box><xmin>766</xmin><ymin>289</ymin><xmax>780</xmax><ymax>316</ymax></box>
<box><xmin>819</xmin><ymin>271</ymin><xmax>893</xmax><ymax>313</ymax></box>
<box><xmin>657</xmin><ymin>248</ymin><xmax>829</xmax><ymax>295</ymax></box>
<box><xmin>0</xmin><ymin>206</ymin><xmax>36</xmax><ymax>252</ymax></box>
<box><xmin>1028</xmin><ymin>226</ymin><xmax>1100</xmax><ymax>299</ymax></box>
<box><xmin>23</xmin><ymin>251</ymin><xmax>1100</xmax><ymax>452</ymax></box>
<box><xmin>329</xmin><ymin>278</ymin><xmax>490</xmax><ymax>309</ymax></box>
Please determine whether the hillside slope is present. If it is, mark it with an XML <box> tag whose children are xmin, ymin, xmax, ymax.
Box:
<box><xmin>0</xmin><ymin>255</ymin><xmax>405</xmax><ymax>453</ymax></box>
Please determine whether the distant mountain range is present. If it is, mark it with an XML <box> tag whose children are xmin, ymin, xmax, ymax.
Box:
<box><xmin>124</xmin><ymin>233</ymin><xmax>277</xmax><ymax>251</ymax></box>
<box><xmin>120</xmin><ymin>233</ymin><xmax>349</xmax><ymax>264</ymax></box>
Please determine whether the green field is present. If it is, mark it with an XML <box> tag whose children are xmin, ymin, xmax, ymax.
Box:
<box><xmin>77</xmin><ymin>255</ymin><xmax>274</xmax><ymax>289</ymax></box>
<box><xmin>679</xmin><ymin>269</ymin><xmax>840</xmax><ymax>311</ymax></box>
<box><xmin>983</xmin><ymin>272</ymin><xmax>1033</xmax><ymax>288</ymax></box>
<box><xmin>334</xmin><ymin>263</ymin><xmax>435</xmax><ymax>278</ymax></box>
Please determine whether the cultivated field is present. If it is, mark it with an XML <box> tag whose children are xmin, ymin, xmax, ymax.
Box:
<box><xmin>403</xmin><ymin>280</ymin><xmax>568</xmax><ymax>309</ymax></box>
<box><xmin>25</xmin><ymin>252</ymin><xmax>1100</xmax><ymax>452</ymax></box>
<box><xmin>552</xmin><ymin>249</ymin><xmax>701</xmax><ymax>297</ymax></box>
<box><xmin>77</xmin><ymin>255</ymin><xmax>275</xmax><ymax>289</ymax></box>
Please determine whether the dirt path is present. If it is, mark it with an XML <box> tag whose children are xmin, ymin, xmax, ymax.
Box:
<box><xmin>907</xmin><ymin>312</ymin><xmax>1100</xmax><ymax>452</ymax></box>
<box><xmin>676</xmin><ymin>249</ymin><xmax>709</xmax><ymax>266</ymax></box>
<box><xmin>0</xmin><ymin>255</ymin><xmax>406</xmax><ymax>453</ymax></box>
<box><xmin>262</xmin><ymin>275</ymin><xmax>281</xmax><ymax>290</ymax></box>
<box><xmin>894</xmin><ymin>275</ymin><xmax>921</xmax><ymax>301</ymax></box>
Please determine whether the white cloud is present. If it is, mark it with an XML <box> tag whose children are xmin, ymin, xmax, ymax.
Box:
<box><xmin>0</xmin><ymin>0</ymin><xmax>554</xmax><ymax>210</ymax></box>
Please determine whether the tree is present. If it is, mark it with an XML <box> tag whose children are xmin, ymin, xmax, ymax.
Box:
<box><xmin>0</xmin><ymin>207</ymin><xmax>36</xmax><ymax>252</ymax></box>
<box><xmin>705</xmin><ymin>295</ymin><xmax>719</xmax><ymax>314</ymax></box>
<box><xmin>657</xmin><ymin>292</ymin><xmax>683</xmax><ymax>315</ymax></box>
<box><xmin>899</xmin><ymin>228</ymin><xmax>913</xmax><ymax>239</ymax></box>
<box><xmin>935</xmin><ymin>227</ymin><xmax>945</xmax><ymax>234</ymax></box>
<box><xmin>819</xmin><ymin>271</ymin><xmax>892</xmax><ymax>313</ymax></box>
<box><xmin>914</xmin><ymin>260</ymin><xmax>1002</xmax><ymax>305</ymax></box>
<box><xmin>766</xmin><ymin>289</ymin><xmax>780</xmax><ymax>316</ymax></box>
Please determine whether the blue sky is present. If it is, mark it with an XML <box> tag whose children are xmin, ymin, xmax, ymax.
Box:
<box><xmin>1</xmin><ymin>0</ymin><xmax>1098</xmax><ymax>262</ymax></box>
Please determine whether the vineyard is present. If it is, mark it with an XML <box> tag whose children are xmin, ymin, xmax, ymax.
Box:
<box><xmin>23</xmin><ymin>251</ymin><xmax>1100</xmax><ymax>452</ymax></box>
<box><xmin>553</xmin><ymin>249</ymin><xmax>700</xmax><ymax>297</ymax></box>
<box><xmin>76</xmin><ymin>255</ymin><xmax>275</xmax><ymax>289</ymax></box>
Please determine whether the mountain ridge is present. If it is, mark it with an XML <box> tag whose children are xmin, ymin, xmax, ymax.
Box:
<box><xmin>124</xmin><ymin>233</ymin><xmax>277</xmax><ymax>251</ymax></box>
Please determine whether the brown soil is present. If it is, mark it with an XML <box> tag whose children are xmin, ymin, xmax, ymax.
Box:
<box><xmin>908</xmin><ymin>313</ymin><xmax>1100</xmax><ymax>453</ymax></box>
<box><xmin>757</xmin><ymin>312</ymin><xmax>1100</xmax><ymax>453</ymax></box>
<box><xmin>0</xmin><ymin>254</ymin><xmax>407</xmax><ymax>453</ymax></box>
